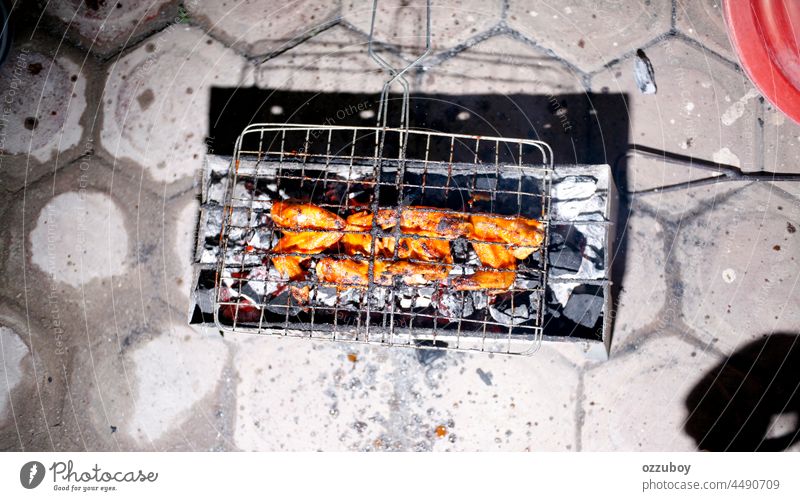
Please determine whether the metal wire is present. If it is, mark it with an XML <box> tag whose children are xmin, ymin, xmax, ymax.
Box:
<box><xmin>214</xmin><ymin>124</ymin><xmax>554</xmax><ymax>355</ymax></box>
<box><xmin>211</xmin><ymin>1</ymin><xmax>559</xmax><ymax>355</ymax></box>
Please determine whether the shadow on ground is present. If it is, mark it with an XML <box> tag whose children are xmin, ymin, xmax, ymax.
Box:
<box><xmin>685</xmin><ymin>333</ymin><xmax>800</xmax><ymax>451</ymax></box>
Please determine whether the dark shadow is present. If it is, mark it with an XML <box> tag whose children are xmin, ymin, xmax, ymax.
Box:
<box><xmin>685</xmin><ymin>333</ymin><xmax>800</xmax><ymax>451</ymax></box>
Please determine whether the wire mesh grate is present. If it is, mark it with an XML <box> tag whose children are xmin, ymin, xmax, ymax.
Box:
<box><xmin>213</xmin><ymin>124</ymin><xmax>554</xmax><ymax>355</ymax></box>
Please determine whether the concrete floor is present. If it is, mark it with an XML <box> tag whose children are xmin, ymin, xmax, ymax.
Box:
<box><xmin>1</xmin><ymin>0</ymin><xmax>799</xmax><ymax>451</ymax></box>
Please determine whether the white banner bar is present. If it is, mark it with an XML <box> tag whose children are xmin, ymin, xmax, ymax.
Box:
<box><xmin>1</xmin><ymin>453</ymin><xmax>798</xmax><ymax>499</ymax></box>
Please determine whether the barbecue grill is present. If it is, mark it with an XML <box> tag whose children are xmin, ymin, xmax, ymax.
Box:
<box><xmin>189</xmin><ymin>0</ymin><xmax>617</xmax><ymax>357</ymax></box>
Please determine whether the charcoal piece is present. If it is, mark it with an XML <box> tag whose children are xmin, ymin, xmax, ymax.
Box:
<box><xmin>489</xmin><ymin>293</ymin><xmax>535</xmax><ymax>326</ymax></box>
<box><xmin>549</xmin><ymin>244</ymin><xmax>583</xmax><ymax>275</ymax></box>
<box><xmin>562</xmin><ymin>292</ymin><xmax>604</xmax><ymax>328</ymax></box>
<box><xmin>634</xmin><ymin>49</ymin><xmax>657</xmax><ymax>95</ymax></box>
<box><xmin>434</xmin><ymin>289</ymin><xmax>476</xmax><ymax>319</ymax></box>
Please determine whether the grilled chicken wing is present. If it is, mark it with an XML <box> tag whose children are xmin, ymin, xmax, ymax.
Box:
<box><xmin>378</xmin><ymin>260</ymin><xmax>449</xmax><ymax>286</ymax></box>
<box><xmin>315</xmin><ymin>258</ymin><xmax>376</xmax><ymax>287</ymax></box>
<box><xmin>271</xmin><ymin>255</ymin><xmax>307</xmax><ymax>281</ymax></box>
<box><xmin>471</xmin><ymin>242</ymin><xmax>517</xmax><ymax>270</ymax></box>
<box><xmin>316</xmin><ymin>258</ymin><xmax>448</xmax><ymax>287</ymax></box>
<box><xmin>396</xmin><ymin>237</ymin><xmax>453</xmax><ymax>263</ymax></box>
<box><xmin>398</xmin><ymin>207</ymin><xmax>472</xmax><ymax>239</ymax></box>
<box><xmin>271</xmin><ymin>230</ymin><xmax>343</xmax><ymax>304</ymax></box>
<box><xmin>271</xmin><ymin>201</ymin><xmax>346</xmax><ymax>230</ymax></box>
<box><xmin>451</xmin><ymin>270</ymin><xmax>516</xmax><ymax>291</ymax></box>
<box><xmin>470</xmin><ymin>214</ymin><xmax>544</xmax><ymax>260</ymax></box>
<box><xmin>272</xmin><ymin>230</ymin><xmax>343</xmax><ymax>255</ymax></box>
<box><xmin>340</xmin><ymin>211</ymin><xmax>397</xmax><ymax>257</ymax></box>
<box><xmin>345</xmin><ymin>209</ymin><xmax>399</xmax><ymax>230</ymax></box>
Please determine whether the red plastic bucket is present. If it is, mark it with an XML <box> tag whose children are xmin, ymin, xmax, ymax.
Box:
<box><xmin>724</xmin><ymin>0</ymin><xmax>800</xmax><ymax>124</ymax></box>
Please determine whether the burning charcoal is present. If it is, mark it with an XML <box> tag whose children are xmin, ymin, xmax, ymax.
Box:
<box><xmin>265</xmin><ymin>288</ymin><xmax>305</xmax><ymax>317</ymax></box>
<box><xmin>451</xmin><ymin>239</ymin><xmax>470</xmax><ymax>262</ymax></box>
<box><xmin>549</xmin><ymin>244</ymin><xmax>583</xmax><ymax>276</ymax></box>
<box><xmin>562</xmin><ymin>291</ymin><xmax>604</xmax><ymax>328</ymax></box>
<box><xmin>204</xmin><ymin>206</ymin><xmax>224</xmax><ymax>237</ymax></box>
<box><xmin>552</xmin><ymin>175</ymin><xmax>598</xmax><ymax>200</ymax></box>
<box><xmin>434</xmin><ymin>289</ymin><xmax>477</xmax><ymax>319</ymax></box>
<box><xmin>489</xmin><ymin>293</ymin><xmax>535</xmax><ymax>326</ymax></box>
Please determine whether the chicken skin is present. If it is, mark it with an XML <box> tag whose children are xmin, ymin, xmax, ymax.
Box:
<box><xmin>271</xmin><ymin>201</ymin><xmax>346</xmax><ymax>230</ymax></box>
<box><xmin>315</xmin><ymin>258</ymin><xmax>448</xmax><ymax>287</ymax></box>
<box><xmin>272</xmin><ymin>230</ymin><xmax>343</xmax><ymax>255</ymax></box>
<box><xmin>400</xmin><ymin>207</ymin><xmax>472</xmax><ymax>239</ymax></box>
<box><xmin>451</xmin><ymin>270</ymin><xmax>516</xmax><ymax>291</ymax></box>
<box><xmin>469</xmin><ymin>214</ymin><xmax>544</xmax><ymax>260</ymax></box>
<box><xmin>471</xmin><ymin>242</ymin><xmax>517</xmax><ymax>270</ymax></box>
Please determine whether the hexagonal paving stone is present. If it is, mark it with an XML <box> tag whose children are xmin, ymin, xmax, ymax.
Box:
<box><xmin>418</xmin><ymin>35</ymin><xmax>584</xmax><ymax>95</ymax></box>
<box><xmin>676</xmin><ymin>183</ymin><xmax>800</xmax><ymax>354</ymax></box>
<box><xmin>0</xmin><ymin>156</ymin><xmax>166</xmax><ymax>335</ymax></box>
<box><xmin>124</xmin><ymin>323</ymin><xmax>229</xmax><ymax>445</ymax></box>
<box><xmin>675</xmin><ymin>0</ymin><xmax>736</xmax><ymax>61</ymax></box>
<box><xmin>257</xmin><ymin>25</ymin><xmax>395</xmax><ymax>93</ymax></box>
<box><xmin>188</xmin><ymin>0</ymin><xmax>340</xmax><ymax>57</ymax></box>
<box><xmin>763</xmin><ymin>101</ymin><xmax>800</xmax><ymax>175</ymax></box>
<box><xmin>506</xmin><ymin>0</ymin><xmax>672</xmax><ymax>73</ymax></box>
<box><xmin>0</xmin><ymin>325</ymin><xmax>29</xmax><ymax>430</ymax></box>
<box><xmin>342</xmin><ymin>0</ymin><xmax>501</xmax><ymax>55</ymax></box>
<box><xmin>0</xmin><ymin>39</ymin><xmax>90</xmax><ymax>192</ymax></box>
<box><xmin>582</xmin><ymin>336</ymin><xmax>722</xmax><ymax>451</ymax></box>
<box><xmin>44</xmin><ymin>0</ymin><xmax>179</xmax><ymax>57</ymax></box>
<box><xmin>592</xmin><ymin>37</ymin><xmax>760</xmax><ymax>215</ymax></box>
<box><xmin>100</xmin><ymin>26</ymin><xmax>252</xmax><ymax>188</ymax></box>
<box><xmin>233</xmin><ymin>337</ymin><xmax>579</xmax><ymax>451</ymax></box>
<box><xmin>610</xmin><ymin>212</ymin><xmax>668</xmax><ymax>352</ymax></box>
<box><xmin>29</xmin><ymin>192</ymin><xmax>129</xmax><ymax>288</ymax></box>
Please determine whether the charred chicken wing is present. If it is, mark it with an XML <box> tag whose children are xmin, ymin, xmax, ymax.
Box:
<box><xmin>400</xmin><ymin>207</ymin><xmax>472</xmax><ymax>239</ymax></box>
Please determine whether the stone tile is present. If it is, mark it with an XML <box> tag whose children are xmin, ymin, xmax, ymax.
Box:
<box><xmin>592</xmin><ymin>37</ymin><xmax>760</xmax><ymax>214</ymax></box>
<box><xmin>0</xmin><ymin>156</ymin><xmax>165</xmax><ymax>333</ymax></box>
<box><xmin>583</xmin><ymin>336</ymin><xmax>722</xmax><ymax>451</ymax></box>
<box><xmin>0</xmin><ymin>325</ymin><xmax>30</xmax><ymax>430</ymax></box>
<box><xmin>675</xmin><ymin>0</ymin><xmax>736</xmax><ymax>61</ymax></box>
<box><xmin>233</xmin><ymin>336</ymin><xmax>578</xmax><ymax>451</ymax></box>
<box><xmin>256</xmin><ymin>25</ymin><xmax>393</xmax><ymax>93</ymax></box>
<box><xmin>0</xmin><ymin>37</ymin><xmax>92</xmax><ymax>192</ymax></box>
<box><xmin>676</xmin><ymin>183</ymin><xmax>800</xmax><ymax>355</ymax></box>
<box><xmin>188</xmin><ymin>0</ymin><xmax>341</xmax><ymax>57</ymax></box>
<box><xmin>162</xmin><ymin>194</ymin><xmax>200</xmax><ymax>313</ymax></box>
<box><xmin>99</xmin><ymin>26</ymin><xmax>252</xmax><ymax>193</ymax></box>
<box><xmin>431</xmin><ymin>349</ymin><xmax>579</xmax><ymax>451</ymax></box>
<box><xmin>122</xmin><ymin>322</ymin><xmax>230</xmax><ymax>446</ymax></box>
<box><xmin>0</xmin><ymin>302</ymin><xmax>66</xmax><ymax>451</ymax></box>
<box><xmin>44</xmin><ymin>0</ymin><xmax>179</xmax><ymax>57</ymax></box>
<box><xmin>610</xmin><ymin>212</ymin><xmax>668</xmax><ymax>352</ymax></box>
<box><xmin>763</xmin><ymin>101</ymin><xmax>800</xmax><ymax>175</ymax></box>
<box><xmin>342</xmin><ymin>0</ymin><xmax>501</xmax><ymax>55</ymax></box>
<box><xmin>418</xmin><ymin>35</ymin><xmax>584</xmax><ymax>95</ymax></box>
<box><xmin>507</xmin><ymin>0</ymin><xmax>672</xmax><ymax>73</ymax></box>
<box><xmin>29</xmin><ymin>192</ymin><xmax>129</xmax><ymax>288</ymax></box>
